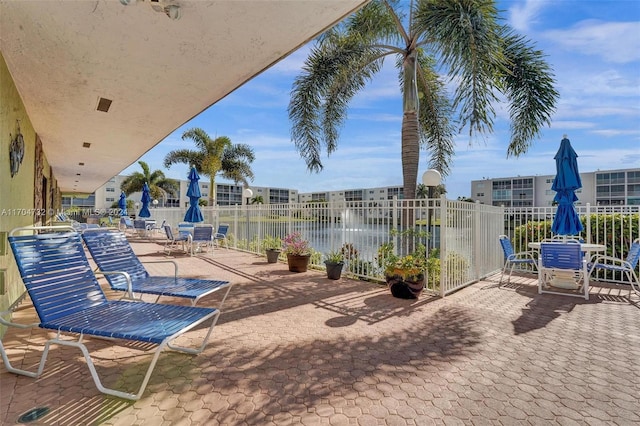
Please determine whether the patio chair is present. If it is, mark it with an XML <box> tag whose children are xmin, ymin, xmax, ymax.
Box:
<box><xmin>119</xmin><ymin>216</ymin><xmax>135</xmax><ymax>233</ymax></box>
<box><xmin>539</xmin><ymin>242</ymin><xmax>588</xmax><ymax>299</ymax></box>
<box><xmin>82</xmin><ymin>229</ymin><xmax>232</xmax><ymax>307</ymax></box>
<box><xmin>147</xmin><ymin>219</ymin><xmax>166</xmax><ymax>235</ymax></box>
<box><xmin>588</xmin><ymin>238</ymin><xmax>640</xmax><ymax>297</ymax></box>
<box><xmin>1</xmin><ymin>226</ymin><xmax>221</xmax><ymax>400</ymax></box>
<box><xmin>133</xmin><ymin>219</ymin><xmax>149</xmax><ymax>237</ymax></box>
<box><xmin>52</xmin><ymin>212</ymin><xmax>88</xmax><ymax>232</ymax></box>
<box><xmin>214</xmin><ymin>223</ymin><xmax>230</xmax><ymax>249</ymax></box>
<box><xmin>164</xmin><ymin>224</ymin><xmax>190</xmax><ymax>255</ymax></box>
<box><xmin>498</xmin><ymin>235</ymin><xmax>537</xmax><ymax>286</ymax></box>
<box><xmin>189</xmin><ymin>224</ymin><xmax>214</xmax><ymax>256</ymax></box>
<box><xmin>178</xmin><ymin>222</ymin><xmax>194</xmax><ymax>237</ymax></box>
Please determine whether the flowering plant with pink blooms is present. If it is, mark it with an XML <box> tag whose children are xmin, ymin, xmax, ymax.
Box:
<box><xmin>282</xmin><ymin>232</ymin><xmax>311</xmax><ymax>256</ymax></box>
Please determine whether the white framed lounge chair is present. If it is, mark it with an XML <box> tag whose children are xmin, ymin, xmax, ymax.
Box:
<box><xmin>1</xmin><ymin>226</ymin><xmax>221</xmax><ymax>400</ymax></box>
<box><xmin>82</xmin><ymin>229</ymin><xmax>232</xmax><ymax>307</ymax></box>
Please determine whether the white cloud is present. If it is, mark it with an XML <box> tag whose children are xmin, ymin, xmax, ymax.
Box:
<box><xmin>589</xmin><ymin>128</ymin><xmax>640</xmax><ymax>138</ymax></box>
<box><xmin>508</xmin><ymin>0</ymin><xmax>548</xmax><ymax>32</ymax></box>
<box><xmin>549</xmin><ymin>121</ymin><xmax>595</xmax><ymax>131</ymax></box>
<box><xmin>544</xmin><ymin>20</ymin><xmax>640</xmax><ymax>64</ymax></box>
<box><xmin>270</xmin><ymin>45</ymin><xmax>312</xmax><ymax>74</ymax></box>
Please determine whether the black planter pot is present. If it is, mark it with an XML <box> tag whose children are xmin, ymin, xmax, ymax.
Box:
<box><xmin>324</xmin><ymin>261</ymin><xmax>344</xmax><ymax>280</ymax></box>
<box><xmin>385</xmin><ymin>274</ymin><xmax>425</xmax><ymax>299</ymax></box>
<box><xmin>266</xmin><ymin>249</ymin><xmax>281</xmax><ymax>263</ymax></box>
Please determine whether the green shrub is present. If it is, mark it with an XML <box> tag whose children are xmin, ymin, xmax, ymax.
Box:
<box><xmin>512</xmin><ymin>213</ymin><xmax>639</xmax><ymax>258</ymax></box>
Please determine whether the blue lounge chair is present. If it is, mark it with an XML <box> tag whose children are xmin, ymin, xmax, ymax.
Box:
<box><xmin>82</xmin><ymin>229</ymin><xmax>232</xmax><ymax>307</ymax></box>
<box><xmin>1</xmin><ymin>226</ymin><xmax>221</xmax><ymax>400</ymax></box>
<box><xmin>52</xmin><ymin>212</ymin><xmax>97</xmax><ymax>232</ymax></box>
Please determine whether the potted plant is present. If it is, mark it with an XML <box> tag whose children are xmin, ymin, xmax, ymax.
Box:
<box><xmin>263</xmin><ymin>235</ymin><xmax>282</xmax><ymax>263</ymax></box>
<box><xmin>282</xmin><ymin>232</ymin><xmax>311</xmax><ymax>272</ymax></box>
<box><xmin>324</xmin><ymin>250</ymin><xmax>344</xmax><ymax>280</ymax></box>
<box><xmin>378</xmin><ymin>241</ymin><xmax>428</xmax><ymax>299</ymax></box>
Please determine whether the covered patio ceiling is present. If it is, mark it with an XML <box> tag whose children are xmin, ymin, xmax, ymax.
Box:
<box><xmin>0</xmin><ymin>0</ymin><xmax>368</xmax><ymax>194</ymax></box>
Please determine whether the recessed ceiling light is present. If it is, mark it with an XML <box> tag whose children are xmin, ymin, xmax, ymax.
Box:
<box><xmin>82</xmin><ymin>142</ymin><xmax>91</xmax><ymax>148</ymax></box>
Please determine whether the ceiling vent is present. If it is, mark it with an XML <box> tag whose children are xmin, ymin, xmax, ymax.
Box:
<box><xmin>96</xmin><ymin>97</ymin><xmax>112</xmax><ymax>112</ymax></box>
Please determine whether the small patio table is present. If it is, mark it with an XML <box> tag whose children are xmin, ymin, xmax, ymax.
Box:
<box><xmin>528</xmin><ymin>241</ymin><xmax>606</xmax><ymax>255</ymax></box>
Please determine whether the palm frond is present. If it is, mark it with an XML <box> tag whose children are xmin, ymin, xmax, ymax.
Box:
<box><xmin>182</xmin><ymin>128</ymin><xmax>212</xmax><ymax>150</ymax></box>
<box><xmin>414</xmin><ymin>53</ymin><xmax>455</xmax><ymax>176</ymax></box>
<box><xmin>163</xmin><ymin>149</ymin><xmax>203</xmax><ymax>170</ymax></box>
<box><xmin>499</xmin><ymin>27</ymin><xmax>559</xmax><ymax>156</ymax></box>
<box><xmin>289</xmin><ymin>2</ymin><xmax>399</xmax><ymax>172</ymax></box>
<box><xmin>414</xmin><ymin>0</ymin><xmax>503</xmax><ymax>136</ymax></box>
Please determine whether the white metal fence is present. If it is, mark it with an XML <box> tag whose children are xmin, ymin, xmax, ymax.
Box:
<box><xmin>107</xmin><ymin>201</ymin><xmax>639</xmax><ymax>296</ymax></box>
<box><xmin>141</xmin><ymin>198</ymin><xmax>505</xmax><ymax>296</ymax></box>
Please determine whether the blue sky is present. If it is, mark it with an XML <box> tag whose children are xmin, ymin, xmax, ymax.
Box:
<box><xmin>123</xmin><ymin>0</ymin><xmax>640</xmax><ymax>199</ymax></box>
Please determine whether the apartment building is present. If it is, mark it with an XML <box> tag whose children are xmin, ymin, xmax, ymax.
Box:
<box><xmin>67</xmin><ymin>176</ymin><xmax>300</xmax><ymax>212</ymax></box>
<box><xmin>68</xmin><ymin>167</ymin><xmax>639</xmax><ymax>213</ymax></box>
<box><xmin>470</xmin><ymin>167</ymin><xmax>640</xmax><ymax>207</ymax></box>
<box><xmin>298</xmin><ymin>186</ymin><xmax>404</xmax><ymax>203</ymax></box>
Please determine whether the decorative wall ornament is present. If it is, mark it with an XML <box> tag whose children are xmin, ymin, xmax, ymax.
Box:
<box><xmin>34</xmin><ymin>135</ymin><xmax>44</xmax><ymax>220</ymax></box>
<box><xmin>9</xmin><ymin>120</ymin><xmax>24</xmax><ymax>177</ymax></box>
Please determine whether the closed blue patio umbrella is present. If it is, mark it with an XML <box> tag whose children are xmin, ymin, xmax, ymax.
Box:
<box><xmin>118</xmin><ymin>191</ymin><xmax>127</xmax><ymax>216</ymax></box>
<box><xmin>138</xmin><ymin>182</ymin><xmax>152</xmax><ymax>218</ymax></box>
<box><xmin>184</xmin><ymin>167</ymin><xmax>204</xmax><ymax>223</ymax></box>
<box><xmin>551</xmin><ymin>136</ymin><xmax>583</xmax><ymax>236</ymax></box>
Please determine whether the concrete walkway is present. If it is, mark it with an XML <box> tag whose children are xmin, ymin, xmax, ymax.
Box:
<box><xmin>1</xmin><ymin>239</ymin><xmax>639</xmax><ymax>425</ymax></box>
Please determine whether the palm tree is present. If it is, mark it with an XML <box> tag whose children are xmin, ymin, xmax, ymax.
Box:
<box><xmin>289</xmin><ymin>0</ymin><xmax>558</xmax><ymax>202</ymax></box>
<box><xmin>120</xmin><ymin>161</ymin><xmax>179</xmax><ymax>202</ymax></box>
<box><xmin>163</xmin><ymin>128</ymin><xmax>255</xmax><ymax>206</ymax></box>
<box><xmin>416</xmin><ymin>183</ymin><xmax>446</xmax><ymax>199</ymax></box>
<box><xmin>251</xmin><ymin>195</ymin><xmax>265</xmax><ymax>204</ymax></box>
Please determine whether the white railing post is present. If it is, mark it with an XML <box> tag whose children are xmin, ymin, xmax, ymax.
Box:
<box><xmin>439</xmin><ymin>195</ymin><xmax>447</xmax><ymax>298</ymax></box>
<box><xmin>474</xmin><ymin>200</ymin><xmax>482</xmax><ymax>280</ymax></box>
<box><xmin>585</xmin><ymin>203</ymin><xmax>591</xmax><ymax>243</ymax></box>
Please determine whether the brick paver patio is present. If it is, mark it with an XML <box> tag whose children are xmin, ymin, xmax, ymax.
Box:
<box><xmin>1</xmin><ymin>239</ymin><xmax>639</xmax><ymax>425</ymax></box>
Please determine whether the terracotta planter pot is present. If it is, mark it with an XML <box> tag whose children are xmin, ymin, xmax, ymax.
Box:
<box><xmin>266</xmin><ymin>249</ymin><xmax>281</xmax><ymax>263</ymax></box>
<box><xmin>287</xmin><ymin>253</ymin><xmax>310</xmax><ymax>272</ymax></box>
<box><xmin>385</xmin><ymin>273</ymin><xmax>424</xmax><ymax>299</ymax></box>
<box><xmin>324</xmin><ymin>261</ymin><xmax>344</xmax><ymax>280</ymax></box>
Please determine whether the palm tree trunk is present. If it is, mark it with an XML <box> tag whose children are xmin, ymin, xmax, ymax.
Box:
<box><xmin>401</xmin><ymin>109</ymin><xmax>420</xmax><ymax>253</ymax></box>
<box><xmin>209</xmin><ymin>177</ymin><xmax>215</xmax><ymax>207</ymax></box>
<box><xmin>401</xmin><ymin>110</ymin><xmax>420</xmax><ymax>202</ymax></box>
